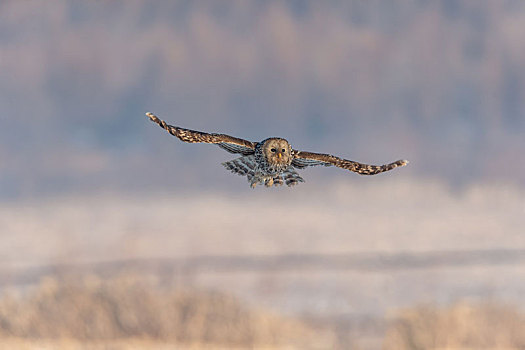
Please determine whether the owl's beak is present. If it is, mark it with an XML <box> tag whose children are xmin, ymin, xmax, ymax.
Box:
<box><xmin>278</xmin><ymin>153</ymin><xmax>282</xmax><ymax>159</ymax></box>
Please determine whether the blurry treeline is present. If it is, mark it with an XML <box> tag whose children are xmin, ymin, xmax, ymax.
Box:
<box><xmin>1</xmin><ymin>0</ymin><xmax>525</xmax><ymax>198</ymax></box>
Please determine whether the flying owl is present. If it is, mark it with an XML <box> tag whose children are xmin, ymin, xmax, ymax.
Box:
<box><xmin>146</xmin><ymin>112</ymin><xmax>408</xmax><ymax>188</ymax></box>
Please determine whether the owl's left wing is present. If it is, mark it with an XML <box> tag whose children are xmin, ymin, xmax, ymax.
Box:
<box><xmin>146</xmin><ymin>112</ymin><xmax>256</xmax><ymax>155</ymax></box>
<box><xmin>292</xmin><ymin>150</ymin><xmax>408</xmax><ymax>175</ymax></box>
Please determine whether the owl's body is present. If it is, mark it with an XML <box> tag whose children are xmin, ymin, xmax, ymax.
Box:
<box><xmin>146</xmin><ymin>113</ymin><xmax>408</xmax><ymax>188</ymax></box>
<box><xmin>224</xmin><ymin>138</ymin><xmax>303</xmax><ymax>187</ymax></box>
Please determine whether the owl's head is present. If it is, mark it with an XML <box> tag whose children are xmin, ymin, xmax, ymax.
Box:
<box><xmin>263</xmin><ymin>138</ymin><xmax>292</xmax><ymax>165</ymax></box>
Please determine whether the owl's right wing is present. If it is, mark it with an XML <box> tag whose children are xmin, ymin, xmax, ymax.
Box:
<box><xmin>292</xmin><ymin>150</ymin><xmax>408</xmax><ymax>175</ymax></box>
<box><xmin>146</xmin><ymin>112</ymin><xmax>256</xmax><ymax>155</ymax></box>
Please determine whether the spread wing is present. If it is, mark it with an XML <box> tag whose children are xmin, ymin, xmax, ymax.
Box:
<box><xmin>146</xmin><ymin>112</ymin><xmax>256</xmax><ymax>155</ymax></box>
<box><xmin>292</xmin><ymin>150</ymin><xmax>408</xmax><ymax>175</ymax></box>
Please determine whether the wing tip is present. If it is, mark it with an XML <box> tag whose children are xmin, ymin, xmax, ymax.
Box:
<box><xmin>398</xmin><ymin>159</ymin><xmax>409</xmax><ymax>167</ymax></box>
<box><xmin>145</xmin><ymin>112</ymin><xmax>156</xmax><ymax>121</ymax></box>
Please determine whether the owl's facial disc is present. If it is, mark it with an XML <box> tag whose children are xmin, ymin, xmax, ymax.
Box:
<box><xmin>266</xmin><ymin>139</ymin><xmax>290</xmax><ymax>164</ymax></box>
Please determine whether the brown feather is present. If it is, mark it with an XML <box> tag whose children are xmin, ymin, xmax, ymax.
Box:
<box><xmin>293</xmin><ymin>150</ymin><xmax>408</xmax><ymax>175</ymax></box>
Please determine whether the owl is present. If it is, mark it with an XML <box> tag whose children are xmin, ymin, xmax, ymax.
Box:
<box><xmin>146</xmin><ymin>112</ymin><xmax>408</xmax><ymax>188</ymax></box>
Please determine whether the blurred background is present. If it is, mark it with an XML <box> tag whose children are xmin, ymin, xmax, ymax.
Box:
<box><xmin>1</xmin><ymin>0</ymin><xmax>524</xmax><ymax>349</ymax></box>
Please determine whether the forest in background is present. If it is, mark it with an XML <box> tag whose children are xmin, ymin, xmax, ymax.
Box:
<box><xmin>1</xmin><ymin>0</ymin><xmax>525</xmax><ymax>199</ymax></box>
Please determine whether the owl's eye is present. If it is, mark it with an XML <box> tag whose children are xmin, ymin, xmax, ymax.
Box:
<box><xmin>271</xmin><ymin>148</ymin><xmax>276</xmax><ymax>153</ymax></box>
<box><xmin>282</xmin><ymin>149</ymin><xmax>286</xmax><ymax>153</ymax></box>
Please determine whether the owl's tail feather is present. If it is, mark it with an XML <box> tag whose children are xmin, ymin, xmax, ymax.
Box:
<box><xmin>280</xmin><ymin>168</ymin><xmax>305</xmax><ymax>187</ymax></box>
<box><xmin>222</xmin><ymin>156</ymin><xmax>256</xmax><ymax>177</ymax></box>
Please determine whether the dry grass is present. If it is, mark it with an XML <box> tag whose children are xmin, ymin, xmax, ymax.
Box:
<box><xmin>0</xmin><ymin>275</ymin><xmax>334</xmax><ymax>349</ymax></box>
<box><xmin>384</xmin><ymin>302</ymin><xmax>525</xmax><ymax>350</ymax></box>
<box><xmin>0</xmin><ymin>276</ymin><xmax>524</xmax><ymax>349</ymax></box>
<box><xmin>0</xmin><ymin>338</ymin><xmax>229</xmax><ymax>350</ymax></box>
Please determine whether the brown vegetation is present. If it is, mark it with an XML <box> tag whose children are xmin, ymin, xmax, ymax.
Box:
<box><xmin>0</xmin><ymin>275</ymin><xmax>333</xmax><ymax>349</ymax></box>
<box><xmin>0</xmin><ymin>274</ymin><xmax>524</xmax><ymax>349</ymax></box>
<box><xmin>384</xmin><ymin>302</ymin><xmax>525</xmax><ymax>350</ymax></box>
